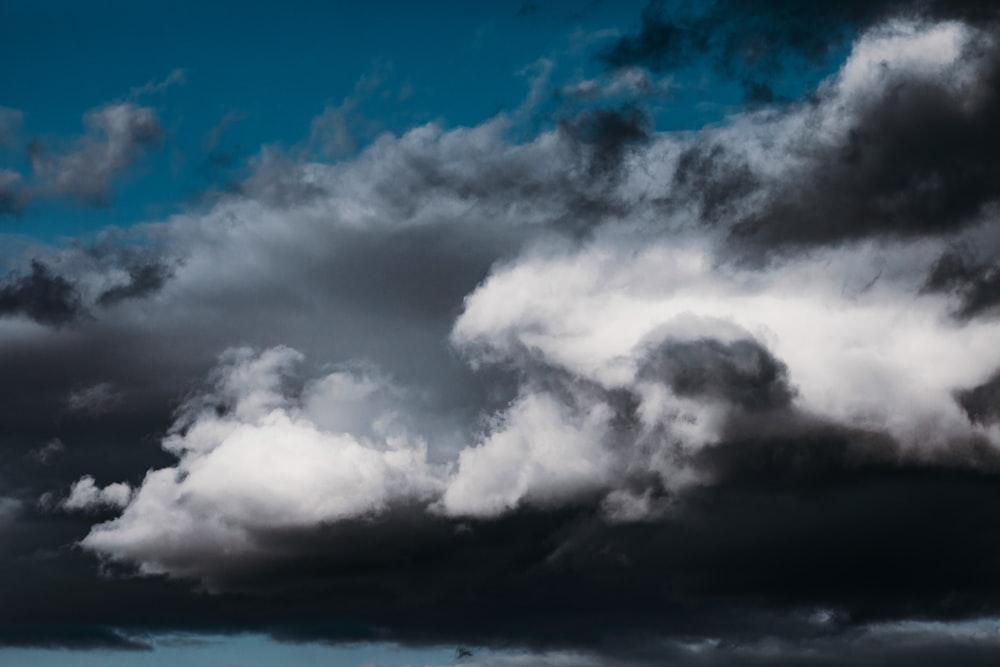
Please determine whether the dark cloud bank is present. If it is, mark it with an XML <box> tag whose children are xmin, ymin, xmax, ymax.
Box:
<box><xmin>5</xmin><ymin>2</ymin><xmax>1000</xmax><ymax>666</ymax></box>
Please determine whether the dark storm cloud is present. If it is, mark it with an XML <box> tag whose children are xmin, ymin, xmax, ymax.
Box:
<box><xmin>15</xmin><ymin>324</ymin><xmax>997</xmax><ymax>661</ymax></box>
<box><xmin>0</xmin><ymin>260</ymin><xmax>86</xmax><ymax>326</ymax></box>
<box><xmin>640</xmin><ymin>338</ymin><xmax>795</xmax><ymax>411</ymax></box>
<box><xmin>9</xmin><ymin>438</ymin><xmax>1000</xmax><ymax>664</ymax></box>
<box><xmin>96</xmin><ymin>263</ymin><xmax>171</xmax><ymax>307</ymax></box>
<box><xmin>955</xmin><ymin>371</ymin><xmax>1000</xmax><ymax>424</ymax></box>
<box><xmin>670</xmin><ymin>142</ymin><xmax>758</xmax><ymax>223</ymax></box>
<box><xmin>922</xmin><ymin>249</ymin><xmax>1000</xmax><ymax>319</ymax></box>
<box><xmin>730</xmin><ymin>39</ymin><xmax>1000</xmax><ymax>250</ymax></box>
<box><xmin>605</xmin><ymin>26</ymin><xmax>1000</xmax><ymax>268</ymax></box>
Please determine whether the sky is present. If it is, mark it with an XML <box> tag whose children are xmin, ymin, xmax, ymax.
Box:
<box><xmin>4</xmin><ymin>1</ymin><xmax>1000</xmax><ymax>666</ymax></box>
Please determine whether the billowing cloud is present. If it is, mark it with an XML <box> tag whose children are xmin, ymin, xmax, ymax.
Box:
<box><xmin>62</xmin><ymin>476</ymin><xmax>132</xmax><ymax>512</ymax></box>
<box><xmin>79</xmin><ymin>347</ymin><xmax>442</xmax><ymax>578</ymax></box>
<box><xmin>78</xmin><ymin>232</ymin><xmax>1000</xmax><ymax>578</ymax></box>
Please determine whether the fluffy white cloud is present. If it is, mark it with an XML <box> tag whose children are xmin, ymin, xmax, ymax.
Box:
<box><xmin>81</xmin><ymin>347</ymin><xmax>444</xmax><ymax>576</ymax></box>
<box><xmin>454</xmin><ymin>235</ymin><xmax>1000</xmax><ymax>451</ymax></box>
<box><xmin>63</xmin><ymin>476</ymin><xmax>132</xmax><ymax>511</ymax></box>
<box><xmin>440</xmin><ymin>389</ymin><xmax>615</xmax><ymax>518</ymax></box>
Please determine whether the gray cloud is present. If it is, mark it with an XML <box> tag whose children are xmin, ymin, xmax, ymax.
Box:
<box><xmin>922</xmin><ymin>248</ymin><xmax>1000</xmax><ymax>319</ymax></box>
<box><xmin>956</xmin><ymin>370</ymin><xmax>1000</xmax><ymax>424</ymax></box>
<box><xmin>96</xmin><ymin>263</ymin><xmax>172</xmax><ymax>308</ymax></box>
<box><xmin>0</xmin><ymin>260</ymin><xmax>87</xmax><ymax>326</ymax></box>
<box><xmin>640</xmin><ymin>338</ymin><xmax>795</xmax><ymax>411</ymax></box>
<box><xmin>28</xmin><ymin>103</ymin><xmax>162</xmax><ymax>205</ymax></box>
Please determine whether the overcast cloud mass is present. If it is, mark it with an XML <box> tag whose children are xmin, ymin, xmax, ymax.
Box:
<box><xmin>5</xmin><ymin>1</ymin><xmax>1000</xmax><ymax>665</ymax></box>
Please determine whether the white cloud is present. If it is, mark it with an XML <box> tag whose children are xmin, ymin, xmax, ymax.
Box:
<box><xmin>63</xmin><ymin>476</ymin><xmax>132</xmax><ymax>511</ymax></box>
<box><xmin>835</xmin><ymin>20</ymin><xmax>970</xmax><ymax>102</ymax></box>
<box><xmin>440</xmin><ymin>389</ymin><xmax>614</xmax><ymax>518</ymax></box>
<box><xmin>81</xmin><ymin>347</ymin><xmax>444</xmax><ymax>576</ymax></box>
<box><xmin>454</xmin><ymin>234</ymin><xmax>1000</xmax><ymax>452</ymax></box>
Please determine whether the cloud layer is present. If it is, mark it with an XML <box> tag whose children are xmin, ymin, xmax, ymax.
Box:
<box><xmin>4</xmin><ymin>4</ymin><xmax>1000</xmax><ymax>665</ymax></box>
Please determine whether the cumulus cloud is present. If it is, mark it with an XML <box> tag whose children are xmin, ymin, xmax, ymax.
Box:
<box><xmin>453</xmin><ymin>236</ymin><xmax>1000</xmax><ymax>451</ymax></box>
<box><xmin>441</xmin><ymin>389</ymin><xmax>615</xmax><ymax>518</ymax></box>
<box><xmin>62</xmin><ymin>476</ymin><xmax>132</xmax><ymax>512</ymax></box>
<box><xmin>80</xmin><ymin>347</ymin><xmax>444</xmax><ymax>578</ymax></box>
